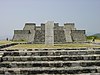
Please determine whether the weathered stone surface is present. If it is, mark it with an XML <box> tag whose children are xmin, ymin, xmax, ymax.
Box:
<box><xmin>0</xmin><ymin>48</ymin><xmax>100</xmax><ymax>75</ymax></box>
<box><xmin>23</xmin><ymin>23</ymin><xmax>36</xmax><ymax>42</ymax></box>
<box><xmin>71</xmin><ymin>30</ymin><xmax>86</xmax><ymax>42</ymax></box>
<box><xmin>13</xmin><ymin>21</ymin><xmax>86</xmax><ymax>43</ymax></box>
<box><xmin>54</xmin><ymin>30</ymin><xmax>66</xmax><ymax>43</ymax></box>
<box><xmin>45</xmin><ymin>21</ymin><xmax>54</xmax><ymax>45</ymax></box>
<box><xmin>33</xmin><ymin>30</ymin><xmax>45</xmax><ymax>44</ymax></box>
<box><xmin>0</xmin><ymin>48</ymin><xmax>100</xmax><ymax>74</ymax></box>
<box><xmin>64</xmin><ymin>30</ymin><xmax>72</xmax><ymax>42</ymax></box>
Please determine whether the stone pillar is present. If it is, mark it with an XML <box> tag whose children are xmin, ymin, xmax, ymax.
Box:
<box><xmin>45</xmin><ymin>21</ymin><xmax>54</xmax><ymax>45</ymax></box>
<box><xmin>64</xmin><ymin>23</ymin><xmax>74</xmax><ymax>42</ymax></box>
<box><xmin>64</xmin><ymin>29</ymin><xmax>72</xmax><ymax>42</ymax></box>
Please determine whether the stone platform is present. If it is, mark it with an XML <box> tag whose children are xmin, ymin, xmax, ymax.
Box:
<box><xmin>0</xmin><ymin>48</ymin><xmax>100</xmax><ymax>75</ymax></box>
<box><xmin>13</xmin><ymin>21</ymin><xmax>86</xmax><ymax>44</ymax></box>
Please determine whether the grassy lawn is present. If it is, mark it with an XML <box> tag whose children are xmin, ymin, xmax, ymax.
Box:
<box><xmin>8</xmin><ymin>43</ymin><xmax>100</xmax><ymax>49</ymax></box>
<box><xmin>0</xmin><ymin>41</ymin><xmax>13</xmax><ymax>45</ymax></box>
<box><xmin>87</xmin><ymin>39</ymin><xmax>100</xmax><ymax>43</ymax></box>
<box><xmin>95</xmin><ymin>39</ymin><xmax>100</xmax><ymax>43</ymax></box>
<box><xmin>1</xmin><ymin>39</ymin><xmax>100</xmax><ymax>49</ymax></box>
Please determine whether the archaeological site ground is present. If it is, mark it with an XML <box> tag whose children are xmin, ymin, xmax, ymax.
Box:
<box><xmin>0</xmin><ymin>21</ymin><xmax>100</xmax><ymax>75</ymax></box>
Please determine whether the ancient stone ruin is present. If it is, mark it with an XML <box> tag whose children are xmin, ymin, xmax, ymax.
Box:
<box><xmin>13</xmin><ymin>21</ymin><xmax>86</xmax><ymax>44</ymax></box>
<box><xmin>0</xmin><ymin>48</ymin><xmax>100</xmax><ymax>74</ymax></box>
<box><xmin>0</xmin><ymin>21</ymin><xmax>100</xmax><ymax>74</ymax></box>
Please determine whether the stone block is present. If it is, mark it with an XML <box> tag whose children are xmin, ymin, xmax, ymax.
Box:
<box><xmin>45</xmin><ymin>21</ymin><xmax>54</xmax><ymax>45</ymax></box>
<box><xmin>71</xmin><ymin>30</ymin><xmax>86</xmax><ymax>42</ymax></box>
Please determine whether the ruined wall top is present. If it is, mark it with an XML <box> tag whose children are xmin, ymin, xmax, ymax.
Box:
<box><xmin>71</xmin><ymin>30</ymin><xmax>86</xmax><ymax>34</ymax></box>
<box><xmin>23</xmin><ymin>21</ymin><xmax>76</xmax><ymax>30</ymax></box>
<box><xmin>64</xmin><ymin>23</ymin><xmax>74</xmax><ymax>25</ymax></box>
<box><xmin>25</xmin><ymin>23</ymin><xmax>36</xmax><ymax>25</ymax></box>
<box><xmin>64</xmin><ymin>23</ymin><xmax>75</xmax><ymax>30</ymax></box>
<box><xmin>14</xmin><ymin>21</ymin><xmax>77</xmax><ymax>34</ymax></box>
<box><xmin>14</xmin><ymin>30</ymin><xmax>30</xmax><ymax>34</ymax></box>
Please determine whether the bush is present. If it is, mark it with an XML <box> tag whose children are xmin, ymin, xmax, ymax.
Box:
<box><xmin>87</xmin><ymin>36</ymin><xmax>100</xmax><ymax>40</ymax></box>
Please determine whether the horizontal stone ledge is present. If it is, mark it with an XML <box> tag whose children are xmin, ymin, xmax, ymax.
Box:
<box><xmin>3</xmin><ymin>54</ymin><xmax>100</xmax><ymax>58</ymax></box>
<box><xmin>27</xmin><ymin>73</ymin><xmax>100</xmax><ymax>75</ymax></box>
<box><xmin>0</xmin><ymin>57</ymin><xmax>100</xmax><ymax>62</ymax></box>
<box><xmin>2</xmin><ymin>55</ymin><xmax>100</xmax><ymax>61</ymax></box>
<box><xmin>0</xmin><ymin>66</ymin><xmax>99</xmax><ymax>71</ymax></box>
<box><xmin>0</xmin><ymin>70</ymin><xmax>99</xmax><ymax>74</ymax></box>
<box><xmin>0</xmin><ymin>63</ymin><xmax>100</xmax><ymax>68</ymax></box>
<box><xmin>1</xmin><ymin>47</ymin><xmax>100</xmax><ymax>50</ymax></box>
<box><xmin>2</xmin><ymin>60</ymin><xmax>100</xmax><ymax>63</ymax></box>
<box><xmin>1</xmin><ymin>49</ymin><xmax>100</xmax><ymax>52</ymax></box>
<box><xmin>2</xmin><ymin>51</ymin><xmax>100</xmax><ymax>56</ymax></box>
<box><xmin>17</xmin><ymin>73</ymin><xmax>100</xmax><ymax>75</ymax></box>
<box><xmin>1</xmin><ymin>48</ymin><xmax>100</xmax><ymax>52</ymax></box>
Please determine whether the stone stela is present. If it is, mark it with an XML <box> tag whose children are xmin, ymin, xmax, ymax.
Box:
<box><xmin>45</xmin><ymin>21</ymin><xmax>54</xmax><ymax>45</ymax></box>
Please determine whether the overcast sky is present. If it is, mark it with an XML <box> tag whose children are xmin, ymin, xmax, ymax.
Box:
<box><xmin>0</xmin><ymin>0</ymin><xmax>100</xmax><ymax>40</ymax></box>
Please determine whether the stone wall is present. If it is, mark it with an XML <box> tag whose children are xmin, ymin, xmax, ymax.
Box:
<box><xmin>41</xmin><ymin>23</ymin><xmax>45</xmax><ymax>30</ymax></box>
<box><xmin>71</xmin><ymin>30</ymin><xmax>86</xmax><ymax>42</ymax></box>
<box><xmin>64</xmin><ymin>30</ymin><xmax>72</xmax><ymax>42</ymax></box>
<box><xmin>13</xmin><ymin>21</ymin><xmax>86</xmax><ymax>43</ymax></box>
<box><xmin>13</xmin><ymin>30</ymin><xmax>31</xmax><ymax>41</ymax></box>
<box><xmin>23</xmin><ymin>23</ymin><xmax>36</xmax><ymax>31</ymax></box>
<box><xmin>14</xmin><ymin>30</ymin><xmax>30</xmax><ymax>34</ymax></box>
<box><xmin>23</xmin><ymin>23</ymin><xmax>36</xmax><ymax>42</ymax></box>
<box><xmin>33</xmin><ymin>30</ymin><xmax>45</xmax><ymax>44</ymax></box>
<box><xmin>64</xmin><ymin>23</ymin><xmax>76</xmax><ymax>30</ymax></box>
<box><xmin>64</xmin><ymin>23</ymin><xmax>76</xmax><ymax>42</ymax></box>
<box><xmin>13</xmin><ymin>34</ymin><xmax>30</xmax><ymax>41</ymax></box>
<box><xmin>54</xmin><ymin>30</ymin><xmax>66</xmax><ymax>44</ymax></box>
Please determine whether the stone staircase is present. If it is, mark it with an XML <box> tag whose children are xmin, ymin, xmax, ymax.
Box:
<box><xmin>0</xmin><ymin>48</ymin><xmax>100</xmax><ymax>75</ymax></box>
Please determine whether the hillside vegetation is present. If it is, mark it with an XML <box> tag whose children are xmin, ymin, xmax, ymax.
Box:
<box><xmin>87</xmin><ymin>33</ymin><xmax>100</xmax><ymax>40</ymax></box>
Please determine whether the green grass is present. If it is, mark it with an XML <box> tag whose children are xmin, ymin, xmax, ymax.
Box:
<box><xmin>1</xmin><ymin>40</ymin><xmax>100</xmax><ymax>49</ymax></box>
<box><xmin>8</xmin><ymin>43</ymin><xmax>100</xmax><ymax>49</ymax></box>
<box><xmin>87</xmin><ymin>36</ymin><xmax>100</xmax><ymax>40</ymax></box>
<box><xmin>0</xmin><ymin>41</ymin><xmax>13</xmax><ymax>45</ymax></box>
<box><xmin>87</xmin><ymin>39</ymin><xmax>100</xmax><ymax>43</ymax></box>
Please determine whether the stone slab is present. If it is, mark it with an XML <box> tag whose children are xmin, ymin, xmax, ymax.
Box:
<box><xmin>45</xmin><ymin>21</ymin><xmax>54</xmax><ymax>45</ymax></box>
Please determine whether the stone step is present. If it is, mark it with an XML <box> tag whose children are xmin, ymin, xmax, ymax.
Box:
<box><xmin>2</xmin><ymin>48</ymin><xmax>100</xmax><ymax>51</ymax></box>
<box><xmin>15</xmin><ymin>74</ymin><xmax>100</xmax><ymax>75</ymax></box>
<box><xmin>2</xmin><ymin>60</ymin><xmax>100</xmax><ymax>64</ymax></box>
<box><xmin>2</xmin><ymin>55</ymin><xmax>100</xmax><ymax>61</ymax></box>
<box><xmin>1</xmin><ymin>61</ymin><xmax>100</xmax><ymax>66</ymax></box>
<box><xmin>1</xmin><ymin>50</ymin><xmax>100</xmax><ymax>56</ymax></box>
<box><xmin>3</xmin><ymin>54</ymin><xmax>100</xmax><ymax>57</ymax></box>
<box><xmin>0</xmin><ymin>61</ymin><xmax>100</xmax><ymax>68</ymax></box>
<box><xmin>0</xmin><ymin>66</ymin><xmax>98</xmax><ymax>70</ymax></box>
<box><xmin>0</xmin><ymin>71</ymin><xmax>100</xmax><ymax>75</ymax></box>
<box><xmin>0</xmin><ymin>48</ymin><xmax>100</xmax><ymax>74</ymax></box>
<box><xmin>13</xmin><ymin>73</ymin><xmax>100</xmax><ymax>75</ymax></box>
<box><xmin>0</xmin><ymin>67</ymin><xmax>99</xmax><ymax>74</ymax></box>
<box><xmin>0</xmin><ymin>47</ymin><xmax>100</xmax><ymax>51</ymax></box>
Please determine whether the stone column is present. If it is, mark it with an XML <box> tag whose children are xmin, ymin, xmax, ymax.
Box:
<box><xmin>64</xmin><ymin>29</ymin><xmax>72</xmax><ymax>42</ymax></box>
<box><xmin>64</xmin><ymin>23</ymin><xmax>74</xmax><ymax>42</ymax></box>
<box><xmin>45</xmin><ymin>21</ymin><xmax>54</xmax><ymax>45</ymax></box>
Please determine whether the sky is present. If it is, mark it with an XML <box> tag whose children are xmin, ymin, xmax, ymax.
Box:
<box><xmin>0</xmin><ymin>0</ymin><xmax>100</xmax><ymax>40</ymax></box>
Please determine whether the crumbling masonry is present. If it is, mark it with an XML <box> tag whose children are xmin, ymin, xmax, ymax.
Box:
<box><xmin>13</xmin><ymin>21</ymin><xmax>86</xmax><ymax>43</ymax></box>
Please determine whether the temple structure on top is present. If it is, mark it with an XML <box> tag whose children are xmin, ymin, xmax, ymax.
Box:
<box><xmin>13</xmin><ymin>21</ymin><xmax>86</xmax><ymax>44</ymax></box>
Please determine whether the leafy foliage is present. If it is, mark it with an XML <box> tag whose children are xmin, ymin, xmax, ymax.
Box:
<box><xmin>87</xmin><ymin>33</ymin><xmax>100</xmax><ymax>40</ymax></box>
